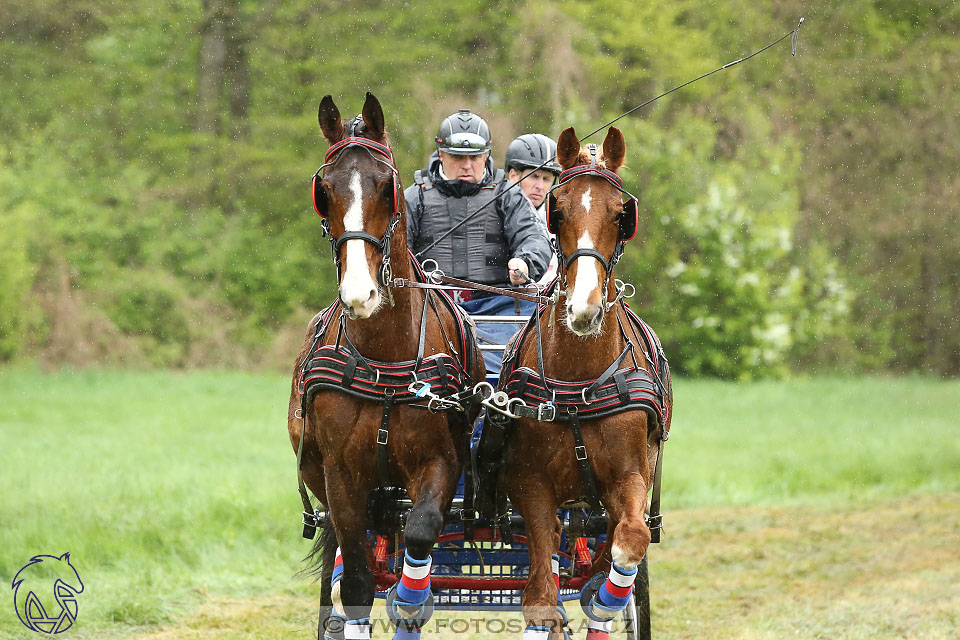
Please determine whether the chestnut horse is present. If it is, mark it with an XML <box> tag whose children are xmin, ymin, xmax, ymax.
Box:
<box><xmin>501</xmin><ymin>127</ymin><xmax>672</xmax><ymax>639</ymax></box>
<box><xmin>287</xmin><ymin>93</ymin><xmax>483</xmax><ymax>640</ymax></box>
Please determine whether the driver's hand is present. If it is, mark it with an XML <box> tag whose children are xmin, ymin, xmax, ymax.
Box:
<box><xmin>508</xmin><ymin>258</ymin><xmax>530</xmax><ymax>285</ymax></box>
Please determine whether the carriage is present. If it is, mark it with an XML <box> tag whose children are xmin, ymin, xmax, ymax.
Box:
<box><xmin>290</xmin><ymin>93</ymin><xmax>671</xmax><ymax>640</ymax></box>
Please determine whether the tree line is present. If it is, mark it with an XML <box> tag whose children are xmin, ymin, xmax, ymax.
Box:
<box><xmin>1</xmin><ymin>0</ymin><xmax>956</xmax><ymax>376</ymax></box>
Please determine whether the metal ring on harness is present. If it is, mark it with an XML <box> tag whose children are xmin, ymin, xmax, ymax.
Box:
<box><xmin>615</xmin><ymin>279</ymin><xmax>635</xmax><ymax>299</ymax></box>
<box><xmin>420</xmin><ymin>259</ymin><xmax>438</xmax><ymax>274</ymax></box>
<box><xmin>506</xmin><ymin>397</ymin><xmax>527</xmax><ymax>419</ymax></box>
<box><xmin>581</xmin><ymin>387</ymin><xmax>595</xmax><ymax>405</ymax></box>
<box><xmin>473</xmin><ymin>381</ymin><xmax>495</xmax><ymax>400</ymax></box>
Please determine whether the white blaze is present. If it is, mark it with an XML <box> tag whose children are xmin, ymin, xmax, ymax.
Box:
<box><xmin>581</xmin><ymin>187</ymin><xmax>592</xmax><ymax>213</ymax></box>
<box><xmin>339</xmin><ymin>171</ymin><xmax>380</xmax><ymax>314</ymax></box>
<box><xmin>568</xmin><ymin>230</ymin><xmax>600</xmax><ymax>319</ymax></box>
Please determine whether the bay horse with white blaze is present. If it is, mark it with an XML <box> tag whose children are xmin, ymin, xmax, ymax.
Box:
<box><xmin>498</xmin><ymin>127</ymin><xmax>672</xmax><ymax>639</ymax></box>
<box><xmin>287</xmin><ymin>93</ymin><xmax>483</xmax><ymax>640</ymax></box>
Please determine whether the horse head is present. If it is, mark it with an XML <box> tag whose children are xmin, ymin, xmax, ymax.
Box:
<box><xmin>548</xmin><ymin>126</ymin><xmax>633</xmax><ymax>336</ymax></box>
<box><xmin>314</xmin><ymin>92</ymin><xmax>402</xmax><ymax>319</ymax></box>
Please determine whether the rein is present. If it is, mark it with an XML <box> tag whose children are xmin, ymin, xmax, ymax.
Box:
<box><xmin>392</xmin><ymin>261</ymin><xmax>553</xmax><ymax>306</ymax></box>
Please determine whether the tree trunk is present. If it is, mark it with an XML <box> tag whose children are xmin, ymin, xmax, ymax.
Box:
<box><xmin>195</xmin><ymin>0</ymin><xmax>229</xmax><ymax>137</ymax></box>
<box><xmin>226</xmin><ymin>25</ymin><xmax>250</xmax><ymax>140</ymax></box>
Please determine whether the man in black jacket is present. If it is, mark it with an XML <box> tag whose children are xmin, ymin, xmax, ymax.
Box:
<box><xmin>405</xmin><ymin>109</ymin><xmax>552</xmax><ymax>373</ymax></box>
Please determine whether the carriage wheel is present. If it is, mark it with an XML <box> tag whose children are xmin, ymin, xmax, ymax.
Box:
<box><xmin>623</xmin><ymin>555</ymin><xmax>651</xmax><ymax>640</ymax></box>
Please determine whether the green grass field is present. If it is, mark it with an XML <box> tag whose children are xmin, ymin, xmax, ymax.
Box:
<box><xmin>1</xmin><ymin>369</ymin><xmax>958</xmax><ymax>639</ymax></box>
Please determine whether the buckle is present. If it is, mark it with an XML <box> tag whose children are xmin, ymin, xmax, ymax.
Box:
<box><xmin>538</xmin><ymin>403</ymin><xmax>556</xmax><ymax>422</ymax></box>
<box><xmin>460</xmin><ymin>509</ymin><xmax>477</xmax><ymax>521</ymax></box>
<box><xmin>575</xmin><ymin>445</ymin><xmax>587</xmax><ymax>461</ymax></box>
<box><xmin>581</xmin><ymin>387</ymin><xmax>597</xmax><ymax>405</ymax></box>
<box><xmin>646</xmin><ymin>513</ymin><xmax>663</xmax><ymax>543</ymax></box>
<box><xmin>302</xmin><ymin>509</ymin><xmax>321</xmax><ymax>540</ymax></box>
<box><xmin>376</xmin><ymin>428</ymin><xmax>389</xmax><ymax>445</ymax></box>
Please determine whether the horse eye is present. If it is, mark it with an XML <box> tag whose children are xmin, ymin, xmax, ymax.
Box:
<box><xmin>379</xmin><ymin>180</ymin><xmax>395</xmax><ymax>202</ymax></box>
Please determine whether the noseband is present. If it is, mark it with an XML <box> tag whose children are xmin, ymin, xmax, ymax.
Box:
<box><xmin>312</xmin><ymin>123</ymin><xmax>403</xmax><ymax>305</ymax></box>
<box><xmin>548</xmin><ymin>148</ymin><xmax>639</xmax><ymax>310</ymax></box>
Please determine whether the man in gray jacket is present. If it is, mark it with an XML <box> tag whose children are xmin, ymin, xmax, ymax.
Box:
<box><xmin>405</xmin><ymin>109</ymin><xmax>552</xmax><ymax>373</ymax></box>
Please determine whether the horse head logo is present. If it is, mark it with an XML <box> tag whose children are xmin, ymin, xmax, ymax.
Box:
<box><xmin>11</xmin><ymin>553</ymin><xmax>84</xmax><ymax>634</ymax></box>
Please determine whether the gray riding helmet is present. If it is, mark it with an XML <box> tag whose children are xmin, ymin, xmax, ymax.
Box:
<box><xmin>435</xmin><ymin>109</ymin><xmax>492</xmax><ymax>156</ymax></box>
<box><xmin>504</xmin><ymin>133</ymin><xmax>561</xmax><ymax>175</ymax></box>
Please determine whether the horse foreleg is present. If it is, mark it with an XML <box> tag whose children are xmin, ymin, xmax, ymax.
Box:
<box><xmin>512</xmin><ymin>481</ymin><xmax>564</xmax><ymax>640</ymax></box>
<box><xmin>325</xmin><ymin>470</ymin><xmax>375</xmax><ymax>640</ymax></box>
<box><xmin>580</xmin><ymin>473</ymin><xmax>650</xmax><ymax>639</ymax></box>
<box><xmin>386</xmin><ymin>459</ymin><xmax>456</xmax><ymax>639</ymax></box>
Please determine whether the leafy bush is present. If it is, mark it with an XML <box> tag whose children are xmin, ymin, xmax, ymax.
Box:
<box><xmin>653</xmin><ymin>177</ymin><xmax>850</xmax><ymax>379</ymax></box>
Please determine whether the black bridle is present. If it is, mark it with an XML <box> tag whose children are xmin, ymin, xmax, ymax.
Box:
<box><xmin>546</xmin><ymin>147</ymin><xmax>639</xmax><ymax>311</ymax></box>
<box><xmin>311</xmin><ymin>123</ymin><xmax>403</xmax><ymax>305</ymax></box>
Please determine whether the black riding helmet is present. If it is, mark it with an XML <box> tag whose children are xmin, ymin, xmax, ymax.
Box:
<box><xmin>436</xmin><ymin>109</ymin><xmax>492</xmax><ymax>156</ymax></box>
<box><xmin>504</xmin><ymin>134</ymin><xmax>561</xmax><ymax>175</ymax></box>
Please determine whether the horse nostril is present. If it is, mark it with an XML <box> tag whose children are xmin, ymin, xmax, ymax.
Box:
<box><xmin>367</xmin><ymin>288</ymin><xmax>377</xmax><ymax>303</ymax></box>
<box><xmin>566</xmin><ymin>303</ymin><xmax>574</xmax><ymax>316</ymax></box>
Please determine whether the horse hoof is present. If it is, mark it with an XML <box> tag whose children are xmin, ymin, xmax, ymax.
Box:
<box><xmin>385</xmin><ymin>582</ymin><xmax>435</xmax><ymax>629</ymax></box>
<box><xmin>320</xmin><ymin>612</ymin><xmax>346</xmax><ymax>640</ymax></box>
<box><xmin>580</xmin><ymin>572</ymin><xmax>620</xmax><ymax>622</ymax></box>
<box><xmin>580</xmin><ymin>572</ymin><xmax>605</xmax><ymax>610</ymax></box>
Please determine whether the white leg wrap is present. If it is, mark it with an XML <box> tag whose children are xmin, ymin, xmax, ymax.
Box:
<box><xmin>343</xmin><ymin>618</ymin><xmax>371</xmax><ymax>640</ymax></box>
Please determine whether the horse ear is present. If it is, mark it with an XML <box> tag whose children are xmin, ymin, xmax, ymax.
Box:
<box><xmin>318</xmin><ymin>95</ymin><xmax>343</xmax><ymax>143</ymax></box>
<box><xmin>556</xmin><ymin>127</ymin><xmax>580</xmax><ymax>170</ymax></box>
<box><xmin>603</xmin><ymin>127</ymin><xmax>627</xmax><ymax>173</ymax></box>
<box><xmin>362</xmin><ymin>92</ymin><xmax>385</xmax><ymax>140</ymax></box>
<box><xmin>602</xmin><ymin>127</ymin><xmax>625</xmax><ymax>173</ymax></box>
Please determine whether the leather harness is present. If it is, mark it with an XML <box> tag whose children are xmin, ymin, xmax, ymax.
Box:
<box><xmin>295</xmin><ymin>271</ymin><xmax>483</xmax><ymax>539</ymax></box>
<box><xmin>491</xmin><ymin>299</ymin><xmax>671</xmax><ymax>514</ymax></box>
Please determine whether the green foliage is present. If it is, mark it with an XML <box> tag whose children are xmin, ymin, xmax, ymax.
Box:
<box><xmin>1</xmin><ymin>370</ymin><xmax>957</xmax><ymax>635</ymax></box>
<box><xmin>0</xmin><ymin>0</ymin><xmax>953</xmax><ymax>374</ymax></box>
<box><xmin>648</xmin><ymin>177</ymin><xmax>845</xmax><ymax>379</ymax></box>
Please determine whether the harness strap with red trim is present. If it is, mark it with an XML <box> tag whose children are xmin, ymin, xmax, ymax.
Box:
<box><xmin>476</xmin><ymin>300</ymin><xmax>670</xmax><ymax>529</ymax></box>
<box><xmin>295</xmin><ymin>255</ymin><xmax>481</xmax><ymax>539</ymax></box>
